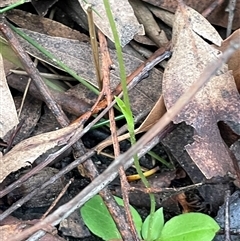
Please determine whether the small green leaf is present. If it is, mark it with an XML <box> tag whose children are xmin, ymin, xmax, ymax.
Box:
<box><xmin>115</xmin><ymin>96</ymin><xmax>134</xmax><ymax>130</ymax></box>
<box><xmin>142</xmin><ymin>207</ymin><xmax>164</xmax><ymax>241</ymax></box>
<box><xmin>80</xmin><ymin>195</ymin><xmax>142</xmax><ymax>240</ymax></box>
<box><xmin>157</xmin><ymin>212</ymin><xmax>220</xmax><ymax>241</ymax></box>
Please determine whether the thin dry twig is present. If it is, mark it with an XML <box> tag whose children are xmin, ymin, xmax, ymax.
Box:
<box><xmin>224</xmin><ymin>190</ymin><xmax>232</xmax><ymax>241</ymax></box>
<box><xmin>225</xmin><ymin>0</ymin><xmax>237</xmax><ymax>37</ymax></box>
<box><xmin>41</xmin><ymin>178</ymin><xmax>74</xmax><ymax>220</ymax></box>
<box><xmin>99</xmin><ymin>30</ymin><xmax>139</xmax><ymax>241</ymax></box>
<box><xmin>201</xmin><ymin>0</ymin><xmax>225</xmax><ymax>18</ymax></box>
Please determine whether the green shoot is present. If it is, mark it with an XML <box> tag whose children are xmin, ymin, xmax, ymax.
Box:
<box><xmin>103</xmin><ymin>0</ymin><xmax>156</xmax><ymax>239</ymax></box>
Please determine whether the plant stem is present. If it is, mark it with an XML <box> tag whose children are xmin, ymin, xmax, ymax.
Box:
<box><xmin>103</xmin><ymin>1</ymin><xmax>156</xmax><ymax>240</ymax></box>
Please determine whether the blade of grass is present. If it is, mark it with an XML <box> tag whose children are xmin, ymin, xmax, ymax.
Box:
<box><xmin>103</xmin><ymin>1</ymin><xmax>156</xmax><ymax>240</ymax></box>
<box><xmin>0</xmin><ymin>0</ymin><xmax>27</xmax><ymax>13</ymax></box>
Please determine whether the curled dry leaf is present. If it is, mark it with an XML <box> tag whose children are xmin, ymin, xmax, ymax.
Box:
<box><xmin>0</xmin><ymin>54</ymin><xmax>19</xmax><ymax>138</ymax></box>
<box><xmin>162</xmin><ymin>3</ymin><xmax>240</xmax><ymax>179</ymax></box>
<box><xmin>0</xmin><ymin>122</ymin><xmax>80</xmax><ymax>183</ymax></box>
<box><xmin>142</xmin><ymin>0</ymin><xmax>240</xmax><ymax>30</ymax></box>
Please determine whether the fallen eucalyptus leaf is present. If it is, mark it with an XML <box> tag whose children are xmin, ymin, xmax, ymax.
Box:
<box><xmin>0</xmin><ymin>122</ymin><xmax>81</xmax><ymax>183</ymax></box>
<box><xmin>162</xmin><ymin>3</ymin><xmax>240</xmax><ymax>179</ymax></box>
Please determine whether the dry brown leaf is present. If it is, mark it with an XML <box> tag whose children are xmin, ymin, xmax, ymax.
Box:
<box><xmin>6</xmin><ymin>9</ymin><xmax>89</xmax><ymax>41</ymax></box>
<box><xmin>142</xmin><ymin>0</ymin><xmax>240</xmax><ymax>30</ymax></box>
<box><xmin>162</xmin><ymin>3</ymin><xmax>240</xmax><ymax>179</ymax></box>
<box><xmin>137</xmin><ymin>95</ymin><xmax>166</xmax><ymax>132</ymax></box>
<box><xmin>0</xmin><ymin>54</ymin><xmax>19</xmax><ymax>138</ymax></box>
<box><xmin>0</xmin><ymin>122</ymin><xmax>80</xmax><ymax>183</ymax></box>
<box><xmin>79</xmin><ymin>0</ymin><xmax>144</xmax><ymax>46</ymax></box>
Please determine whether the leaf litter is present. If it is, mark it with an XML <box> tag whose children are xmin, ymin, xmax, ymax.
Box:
<box><xmin>162</xmin><ymin>2</ymin><xmax>240</xmax><ymax>179</ymax></box>
<box><xmin>0</xmin><ymin>0</ymin><xmax>239</xmax><ymax>240</ymax></box>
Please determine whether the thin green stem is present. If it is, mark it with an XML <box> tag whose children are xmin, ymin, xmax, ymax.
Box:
<box><xmin>148</xmin><ymin>151</ymin><xmax>173</xmax><ymax>168</ymax></box>
<box><xmin>0</xmin><ymin>0</ymin><xmax>25</xmax><ymax>13</ymax></box>
<box><xmin>103</xmin><ymin>1</ymin><xmax>156</xmax><ymax>240</ymax></box>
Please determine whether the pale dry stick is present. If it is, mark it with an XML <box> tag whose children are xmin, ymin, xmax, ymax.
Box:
<box><xmin>225</xmin><ymin>0</ymin><xmax>237</xmax><ymax>37</ymax></box>
<box><xmin>224</xmin><ymin>190</ymin><xmax>232</xmax><ymax>241</ymax></box>
<box><xmin>10</xmin><ymin>69</ymin><xmax>76</xmax><ymax>81</ymax></box>
<box><xmin>87</xmin><ymin>5</ymin><xmax>102</xmax><ymax>90</ymax></box>
<box><xmin>18</xmin><ymin>58</ymin><xmax>38</xmax><ymax>117</ymax></box>
<box><xmin>9</xmin><ymin>39</ymin><xmax>240</xmax><ymax>241</ymax></box>
<box><xmin>41</xmin><ymin>178</ymin><xmax>74</xmax><ymax>220</ymax></box>
<box><xmin>129</xmin><ymin>0</ymin><xmax>169</xmax><ymax>47</ymax></box>
<box><xmin>99</xmin><ymin>30</ymin><xmax>139</xmax><ymax>241</ymax></box>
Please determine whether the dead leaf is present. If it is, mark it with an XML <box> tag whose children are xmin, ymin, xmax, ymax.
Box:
<box><xmin>0</xmin><ymin>122</ymin><xmax>80</xmax><ymax>183</ymax></box>
<box><xmin>6</xmin><ymin>9</ymin><xmax>89</xmax><ymax>41</ymax></box>
<box><xmin>0</xmin><ymin>54</ymin><xmax>19</xmax><ymax>138</ymax></box>
<box><xmin>142</xmin><ymin>0</ymin><xmax>240</xmax><ymax>30</ymax></box>
<box><xmin>162</xmin><ymin>3</ymin><xmax>240</xmax><ymax>179</ymax></box>
<box><xmin>79</xmin><ymin>0</ymin><xmax>144</xmax><ymax>46</ymax></box>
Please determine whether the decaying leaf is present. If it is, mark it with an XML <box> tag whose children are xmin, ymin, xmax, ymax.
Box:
<box><xmin>0</xmin><ymin>122</ymin><xmax>81</xmax><ymax>183</ymax></box>
<box><xmin>162</xmin><ymin>3</ymin><xmax>240</xmax><ymax>179</ymax></box>
<box><xmin>0</xmin><ymin>54</ymin><xmax>19</xmax><ymax>138</ymax></box>
<box><xmin>6</xmin><ymin>9</ymin><xmax>90</xmax><ymax>42</ymax></box>
<box><xmin>142</xmin><ymin>0</ymin><xmax>240</xmax><ymax>30</ymax></box>
<box><xmin>79</xmin><ymin>0</ymin><xmax>144</xmax><ymax>46</ymax></box>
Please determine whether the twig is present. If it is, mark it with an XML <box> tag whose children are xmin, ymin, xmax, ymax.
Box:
<box><xmin>41</xmin><ymin>178</ymin><xmax>74</xmax><ymax>220</ymax></box>
<box><xmin>87</xmin><ymin>5</ymin><xmax>102</xmax><ymax>90</ymax></box>
<box><xmin>99</xmin><ymin>30</ymin><xmax>139</xmax><ymax>241</ymax></box>
<box><xmin>224</xmin><ymin>190</ymin><xmax>232</xmax><ymax>241</ymax></box>
<box><xmin>201</xmin><ymin>0</ymin><xmax>225</xmax><ymax>18</ymax></box>
<box><xmin>225</xmin><ymin>0</ymin><xmax>237</xmax><ymax>37</ymax></box>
